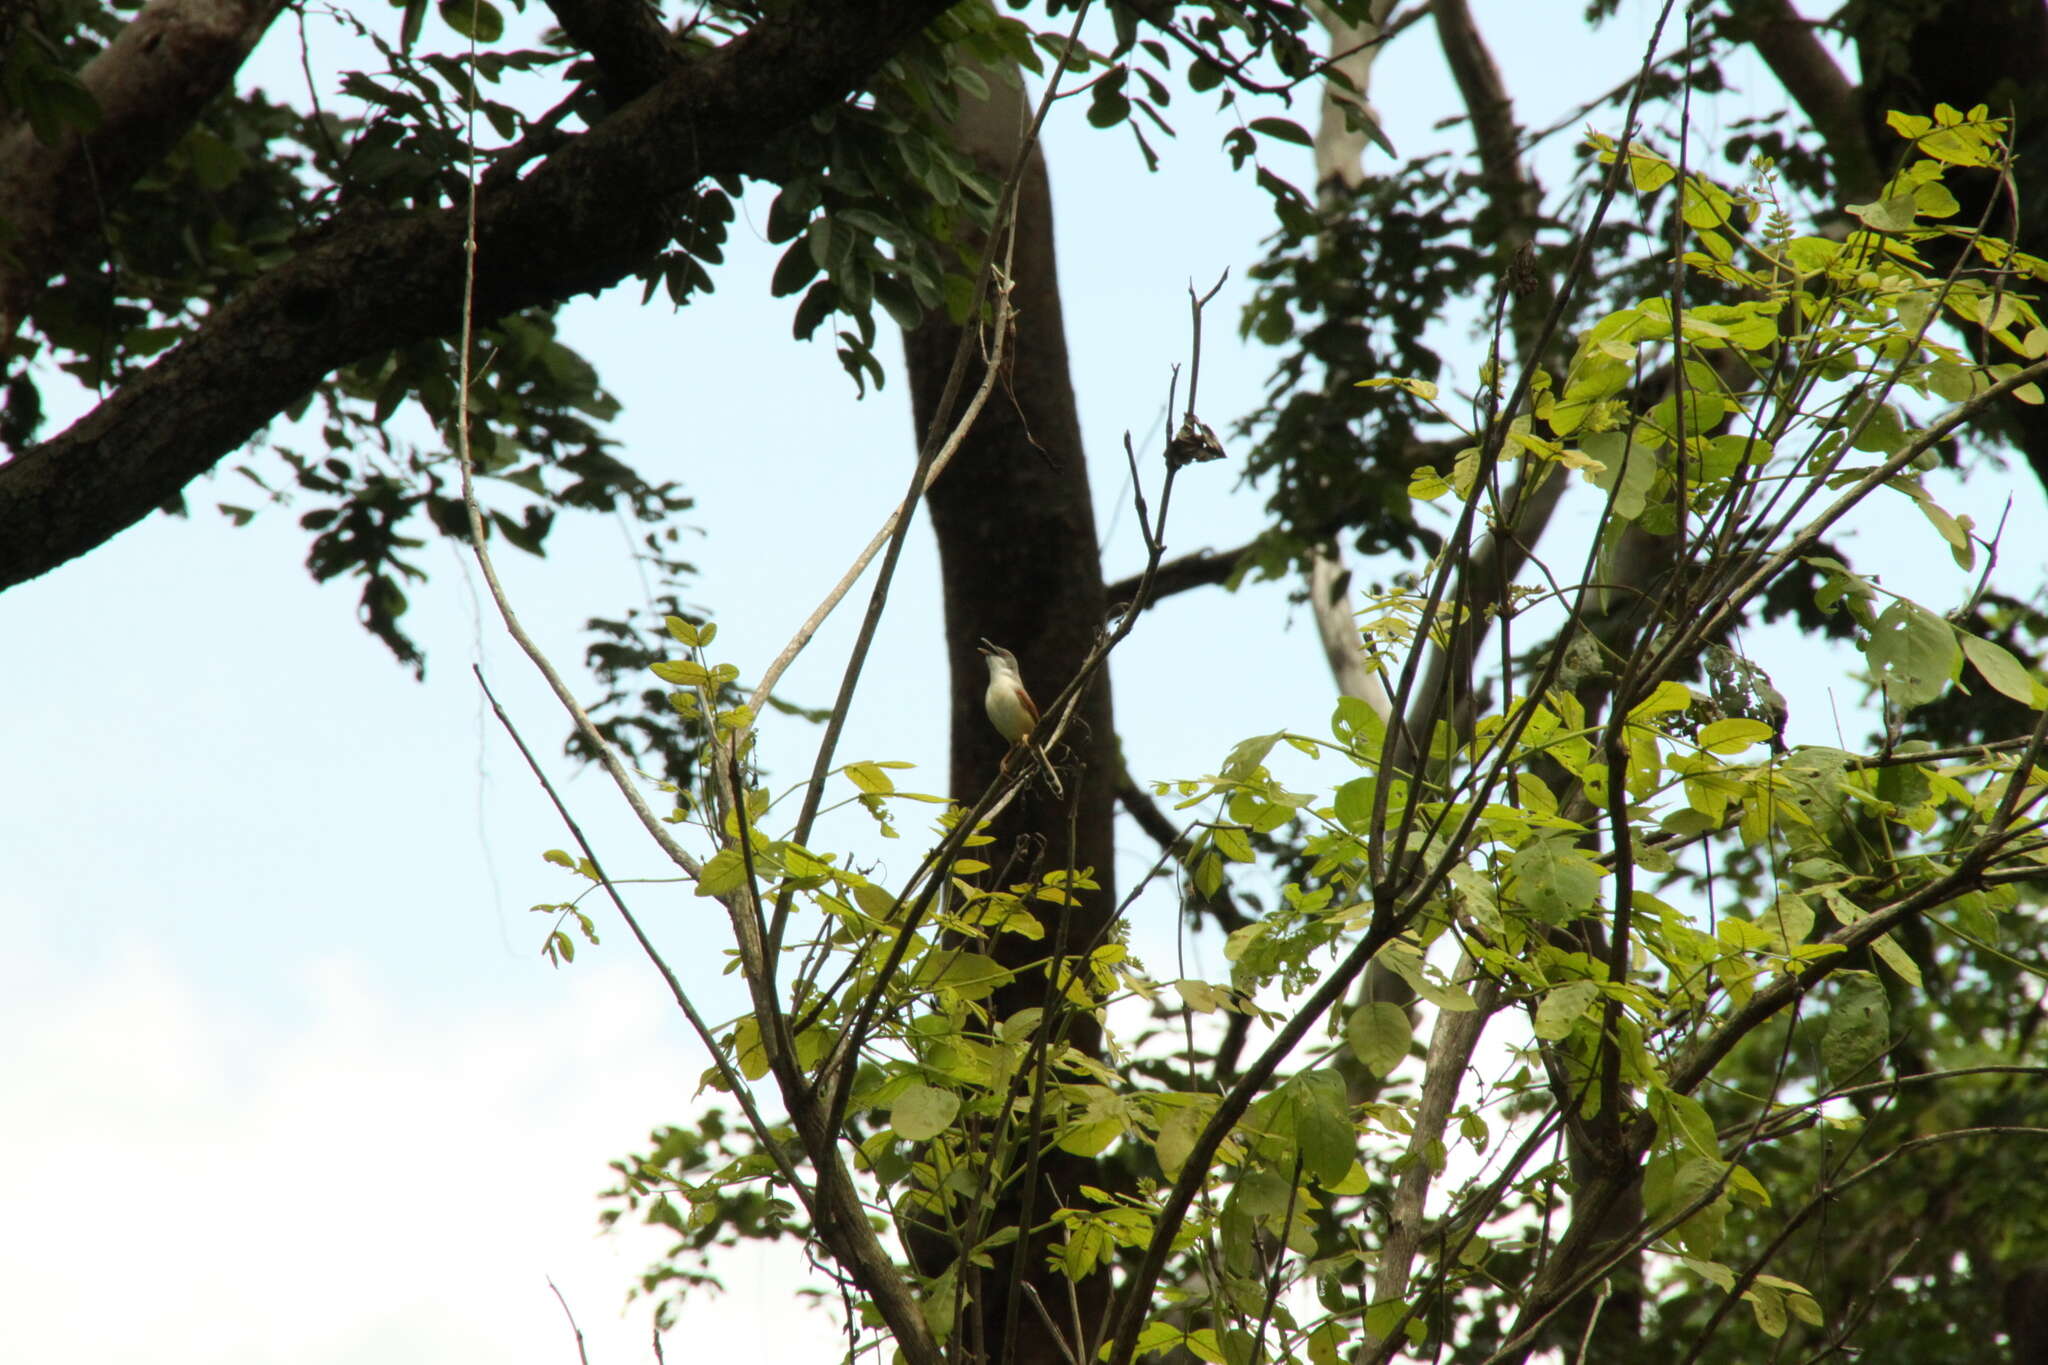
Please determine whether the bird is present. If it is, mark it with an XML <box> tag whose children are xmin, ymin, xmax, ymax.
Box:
<box><xmin>978</xmin><ymin>639</ymin><xmax>1064</xmax><ymax>796</ymax></box>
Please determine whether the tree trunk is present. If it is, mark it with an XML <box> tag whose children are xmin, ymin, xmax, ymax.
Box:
<box><xmin>900</xmin><ymin>67</ymin><xmax>1121</xmax><ymax>1365</ymax></box>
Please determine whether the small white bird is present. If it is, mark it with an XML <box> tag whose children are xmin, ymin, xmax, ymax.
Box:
<box><xmin>978</xmin><ymin>639</ymin><xmax>1064</xmax><ymax>796</ymax></box>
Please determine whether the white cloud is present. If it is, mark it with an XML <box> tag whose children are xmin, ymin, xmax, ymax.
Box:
<box><xmin>0</xmin><ymin>937</ymin><xmax>843</xmax><ymax>1364</ymax></box>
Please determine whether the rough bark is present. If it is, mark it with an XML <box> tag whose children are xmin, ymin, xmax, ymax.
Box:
<box><xmin>900</xmin><ymin>67</ymin><xmax>1120</xmax><ymax>1365</ymax></box>
<box><xmin>0</xmin><ymin>0</ymin><xmax>959</xmax><ymax>593</ymax></box>
<box><xmin>0</xmin><ymin>0</ymin><xmax>287</xmax><ymax>348</ymax></box>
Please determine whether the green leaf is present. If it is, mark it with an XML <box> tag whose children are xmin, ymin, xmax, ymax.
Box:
<box><xmin>1784</xmin><ymin>236</ymin><xmax>1841</xmax><ymax>277</ymax></box>
<box><xmin>914</xmin><ymin>950</ymin><xmax>1010</xmax><ymax>999</ymax></box>
<box><xmin>1532</xmin><ymin>980</ymin><xmax>1600</xmax><ymax>1041</ymax></box>
<box><xmin>1847</xmin><ymin>194</ymin><xmax>1918</xmax><ymax>233</ymax></box>
<box><xmin>1959</xmin><ymin>632</ymin><xmax>2043</xmax><ymax>707</ymax></box>
<box><xmin>1629</xmin><ymin>679</ymin><xmax>1695</xmax><ymax>721</ymax></box>
<box><xmin>1222</xmin><ymin>733</ymin><xmax>1281</xmax><ymax>781</ymax></box>
<box><xmin>1697</xmin><ymin>718</ymin><xmax>1774</xmax><ymax>754</ymax></box>
<box><xmin>1211</xmin><ymin>825</ymin><xmax>1254</xmax><ymax>862</ymax></box>
<box><xmin>1848</xmin><ymin>400</ymin><xmax>1907</xmax><ymax>453</ymax></box>
<box><xmin>1248</xmin><ymin>115</ymin><xmax>1313</xmax><ymax>147</ymax></box>
<box><xmin>1511</xmin><ymin>837</ymin><xmax>1604</xmax><ymax>924</ymax></box>
<box><xmin>1654</xmin><ymin>1088</ymin><xmax>1721</xmax><ymax>1161</ymax></box>
<box><xmin>1333</xmin><ymin>776</ymin><xmax>1376</xmax><ymax>830</ymax></box>
<box><xmin>1821</xmin><ymin>971</ymin><xmax>1890</xmax><ymax>1080</ymax></box>
<box><xmin>1345</xmin><ymin>1001</ymin><xmax>1411</xmax><ymax>1076</ymax></box>
<box><xmin>1581</xmin><ymin>431</ymin><xmax>1655</xmax><ymax>519</ymax></box>
<box><xmin>184</xmin><ymin>129</ymin><xmax>245</xmax><ymax>190</ymax></box>
<box><xmin>1289</xmin><ymin>1070</ymin><xmax>1356</xmax><ymax>1186</ymax></box>
<box><xmin>770</xmin><ymin>241</ymin><xmax>820</xmax><ymax>298</ymax></box>
<box><xmin>437</xmin><ymin>0</ymin><xmax>504</xmax><ymax>41</ymax></box>
<box><xmin>731</xmin><ymin>1015</ymin><xmax>768</xmax><ymax>1079</ymax></box>
<box><xmin>1747</xmin><ymin>1283</ymin><xmax>1789</xmax><ymax>1338</ymax></box>
<box><xmin>845</xmin><ymin>762</ymin><xmax>895</xmax><ymax>795</ymax></box>
<box><xmin>1381</xmin><ymin>946</ymin><xmax>1479</xmax><ymax>1011</ymax></box>
<box><xmin>20</xmin><ymin>69</ymin><xmax>101</xmax><ymax>144</ymax></box>
<box><xmin>890</xmin><ymin>1082</ymin><xmax>960</xmax><ymax>1141</ymax></box>
<box><xmin>694</xmin><ymin>847</ymin><xmax>748</xmax><ymax>898</ymax></box>
<box><xmin>1870</xmin><ymin>931</ymin><xmax>1924</xmax><ymax>987</ymax></box>
<box><xmin>852</xmin><ymin>882</ymin><xmax>897</xmax><ymax>922</ymax></box>
<box><xmin>1627</xmin><ymin>148</ymin><xmax>1676</xmax><ymax>193</ymax></box>
<box><xmin>651</xmin><ymin>658</ymin><xmax>712</xmax><ymax>687</ymax></box>
<box><xmin>1362</xmin><ymin>1300</ymin><xmax>1422</xmax><ymax>1349</ymax></box>
<box><xmin>1865</xmin><ymin>600</ymin><xmax>1960</xmax><ymax>707</ymax></box>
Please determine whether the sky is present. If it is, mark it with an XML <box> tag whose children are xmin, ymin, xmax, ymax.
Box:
<box><xmin>5</xmin><ymin>4</ymin><xmax>2041</xmax><ymax>1362</ymax></box>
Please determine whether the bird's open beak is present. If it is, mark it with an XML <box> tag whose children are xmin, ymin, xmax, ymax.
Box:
<box><xmin>977</xmin><ymin>638</ymin><xmax>997</xmax><ymax>656</ymax></box>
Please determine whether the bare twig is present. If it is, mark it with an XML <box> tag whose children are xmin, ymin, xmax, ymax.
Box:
<box><xmin>473</xmin><ymin>667</ymin><xmax>814</xmax><ymax>1210</ymax></box>
<box><xmin>546</xmin><ymin>1277</ymin><xmax>591</xmax><ymax>1365</ymax></box>
<box><xmin>447</xmin><ymin>33</ymin><xmax>937</xmax><ymax>1363</ymax></box>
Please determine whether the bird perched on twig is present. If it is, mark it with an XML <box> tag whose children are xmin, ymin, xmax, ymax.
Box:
<box><xmin>978</xmin><ymin>639</ymin><xmax>1064</xmax><ymax>797</ymax></box>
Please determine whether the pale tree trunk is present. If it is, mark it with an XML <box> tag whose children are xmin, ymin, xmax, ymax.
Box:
<box><xmin>1303</xmin><ymin>11</ymin><xmax>1518</xmax><ymax>1359</ymax></box>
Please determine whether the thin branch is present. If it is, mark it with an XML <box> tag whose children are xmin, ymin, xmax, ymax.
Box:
<box><xmin>447</xmin><ymin>37</ymin><xmax>935</xmax><ymax>1361</ymax></box>
<box><xmin>742</xmin><ymin>266</ymin><xmax>1015</xmax><ymax>722</ymax></box>
<box><xmin>472</xmin><ymin>667</ymin><xmax>813</xmax><ymax>1210</ymax></box>
<box><xmin>547</xmin><ymin>1278</ymin><xmax>590</xmax><ymax>1365</ymax></box>
<box><xmin>757</xmin><ymin>14</ymin><xmax>1097</xmax><ymax>919</ymax></box>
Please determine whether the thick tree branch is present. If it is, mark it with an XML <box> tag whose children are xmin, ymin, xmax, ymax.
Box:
<box><xmin>1363</xmin><ymin>957</ymin><xmax>1498</xmax><ymax>1348</ymax></box>
<box><xmin>0</xmin><ymin>0</ymin><xmax>288</xmax><ymax>347</ymax></box>
<box><xmin>1431</xmin><ymin>0</ymin><xmax>1544</xmax><ymax>349</ymax></box>
<box><xmin>542</xmin><ymin>0</ymin><xmax>684</xmax><ymax>103</ymax></box>
<box><xmin>1102</xmin><ymin>439</ymin><xmax>1460</xmax><ymax>613</ymax></box>
<box><xmin>0</xmin><ymin>0</ymin><xmax>958</xmax><ymax>593</ymax></box>
<box><xmin>1305</xmin><ymin>2</ymin><xmax>1397</xmax><ymax>716</ymax></box>
<box><xmin>1104</xmin><ymin>538</ymin><xmax>1257</xmax><ymax>611</ymax></box>
<box><xmin>1724</xmin><ymin>0</ymin><xmax>1881</xmax><ymax>202</ymax></box>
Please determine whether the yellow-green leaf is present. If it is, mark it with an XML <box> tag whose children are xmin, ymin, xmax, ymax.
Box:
<box><xmin>1346</xmin><ymin>1000</ymin><xmax>1411</xmax><ymax>1075</ymax></box>
<box><xmin>846</xmin><ymin>761</ymin><xmax>895</xmax><ymax>795</ymax></box>
<box><xmin>890</xmin><ymin>1082</ymin><xmax>960</xmax><ymax>1141</ymax></box>
<box><xmin>1533</xmin><ymin>980</ymin><xmax>1600</xmax><ymax>1040</ymax></box>
<box><xmin>652</xmin><ymin>658</ymin><xmax>713</xmax><ymax>687</ymax></box>
<box><xmin>1697</xmin><ymin>717</ymin><xmax>1774</xmax><ymax>754</ymax></box>
<box><xmin>694</xmin><ymin>846</ymin><xmax>747</xmax><ymax>898</ymax></box>
<box><xmin>1629</xmin><ymin>679</ymin><xmax>1695</xmax><ymax>722</ymax></box>
<box><xmin>1960</xmin><ymin>632</ymin><xmax>2043</xmax><ymax>707</ymax></box>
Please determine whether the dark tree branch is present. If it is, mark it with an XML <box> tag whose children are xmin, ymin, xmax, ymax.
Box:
<box><xmin>542</xmin><ymin>0</ymin><xmax>686</xmax><ymax>103</ymax></box>
<box><xmin>1104</xmin><ymin>539</ymin><xmax>1257</xmax><ymax>612</ymax></box>
<box><xmin>1722</xmin><ymin>0</ymin><xmax>1881</xmax><ymax>201</ymax></box>
<box><xmin>0</xmin><ymin>0</ymin><xmax>288</xmax><ymax>346</ymax></box>
<box><xmin>1102</xmin><ymin>438</ymin><xmax>1460</xmax><ymax>613</ymax></box>
<box><xmin>0</xmin><ymin>0</ymin><xmax>959</xmax><ymax>593</ymax></box>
